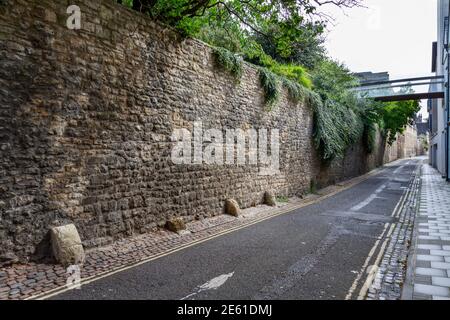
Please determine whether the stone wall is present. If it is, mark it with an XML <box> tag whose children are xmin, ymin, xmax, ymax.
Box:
<box><xmin>383</xmin><ymin>125</ymin><xmax>419</xmax><ymax>163</ymax></box>
<box><xmin>403</xmin><ymin>125</ymin><xmax>420</xmax><ymax>158</ymax></box>
<box><xmin>0</xmin><ymin>0</ymin><xmax>416</xmax><ymax>262</ymax></box>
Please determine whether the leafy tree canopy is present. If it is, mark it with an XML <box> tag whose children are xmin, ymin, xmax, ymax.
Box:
<box><xmin>120</xmin><ymin>0</ymin><xmax>361</xmax><ymax>67</ymax></box>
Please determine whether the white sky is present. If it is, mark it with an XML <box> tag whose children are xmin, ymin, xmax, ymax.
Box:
<box><xmin>322</xmin><ymin>0</ymin><xmax>438</xmax><ymax>118</ymax></box>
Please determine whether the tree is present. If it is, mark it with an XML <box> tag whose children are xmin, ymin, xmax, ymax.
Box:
<box><xmin>120</xmin><ymin>1</ymin><xmax>363</xmax><ymax>59</ymax></box>
<box><xmin>381</xmin><ymin>100</ymin><xmax>420</xmax><ymax>145</ymax></box>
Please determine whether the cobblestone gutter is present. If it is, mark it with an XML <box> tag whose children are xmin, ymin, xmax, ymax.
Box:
<box><xmin>366</xmin><ymin>165</ymin><xmax>421</xmax><ymax>300</ymax></box>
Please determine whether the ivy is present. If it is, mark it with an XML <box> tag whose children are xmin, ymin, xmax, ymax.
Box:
<box><xmin>282</xmin><ymin>78</ymin><xmax>305</xmax><ymax>103</ymax></box>
<box><xmin>363</xmin><ymin>122</ymin><xmax>377</xmax><ymax>154</ymax></box>
<box><xmin>312</xmin><ymin>99</ymin><xmax>364</xmax><ymax>162</ymax></box>
<box><xmin>213</xmin><ymin>47</ymin><xmax>243</xmax><ymax>80</ymax></box>
<box><xmin>259</xmin><ymin>68</ymin><xmax>280</xmax><ymax>109</ymax></box>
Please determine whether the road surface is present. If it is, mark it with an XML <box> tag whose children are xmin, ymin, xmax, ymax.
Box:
<box><xmin>52</xmin><ymin>158</ymin><xmax>420</xmax><ymax>300</ymax></box>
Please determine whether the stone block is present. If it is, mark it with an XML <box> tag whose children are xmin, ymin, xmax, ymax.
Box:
<box><xmin>0</xmin><ymin>252</ymin><xmax>19</xmax><ymax>267</ymax></box>
<box><xmin>165</xmin><ymin>218</ymin><xmax>186</xmax><ymax>233</ymax></box>
<box><xmin>225</xmin><ymin>199</ymin><xmax>240</xmax><ymax>217</ymax></box>
<box><xmin>264</xmin><ymin>191</ymin><xmax>276</xmax><ymax>207</ymax></box>
<box><xmin>50</xmin><ymin>224</ymin><xmax>85</xmax><ymax>267</ymax></box>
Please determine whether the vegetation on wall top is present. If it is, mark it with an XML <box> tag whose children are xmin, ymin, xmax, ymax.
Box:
<box><xmin>117</xmin><ymin>0</ymin><xmax>420</xmax><ymax>162</ymax></box>
<box><xmin>213</xmin><ymin>47</ymin><xmax>243</xmax><ymax>80</ymax></box>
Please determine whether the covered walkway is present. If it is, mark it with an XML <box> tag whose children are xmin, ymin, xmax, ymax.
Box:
<box><xmin>353</xmin><ymin>76</ymin><xmax>445</xmax><ymax>102</ymax></box>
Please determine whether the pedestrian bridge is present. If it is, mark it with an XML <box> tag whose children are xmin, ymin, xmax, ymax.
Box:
<box><xmin>352</xmin><ymin>76</ymin><xmax>445</xmax><ymax>102</ymax></box>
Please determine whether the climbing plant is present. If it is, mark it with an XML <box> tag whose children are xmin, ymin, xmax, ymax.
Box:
<box><xmin>213</xmin><ymin>47</ymin><xmax>243</xmax><ymax>80</ymax></box>
<box><xmin>259</xmin><ymin>68</ymin><xmax>281</xmax><ymax>108</ymax></box>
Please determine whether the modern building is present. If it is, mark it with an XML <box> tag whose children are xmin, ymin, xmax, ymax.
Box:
<box><xmin>428</xmin><ymin>0</ymin><xmax>450</xmax><ymax>179</ymax></box>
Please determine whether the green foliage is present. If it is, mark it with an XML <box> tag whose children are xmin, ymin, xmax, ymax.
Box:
<box><xmin>213</xmin><ymin>47</ymin><xmax>243</xmax><ymax>80</ymax></box>
<box><xmin>307</xmin><ymin>59</ymin><xmax>419</xmax><ymax>161</ymax></box>
<box><xmin>119</xmin><ymin>0</ymin><xmax>133</xmax><ymax>8</ymax></box>
<box><xmin>363</xmin><ymin>122</ymin><xmax>377</xmax><ymax>153</ymax></box>
<box><xmin>253</xmin><ymin>24</ymin><xmax>326</xmax><ymax>70</ymax></box>
<box><xmin>380</xmin><ymin>100</ymin><xmax>420</xmax><ymax>145</ymax></box>
<box><xmin>259</xmin><ymin>68</ymin><xmax>280</xmax><ymax>108</ymax></box>
<box><xmin>312</xmin><ymin>59</ymin><xmax>359</xmax><ymax>102</ymax></box>
<box><xmin>282</xmin><ymin>78</ymin><xmax>306</xmax><ymax>103</ymax></box>
<box><xmin>271</xmin><ymin>64</ymin><xmax>312</xmax><ymax>88</ymax></box>
<box><xmin>276</xmin><ymin>196</ymin><xmax>289</xmax><ymax>203</ymax></box>
<box><xmin>312</xmin><ymin>98</ymin><xmax>364</xmax><ymax>161</ymax></box>
<box><xmin>310</xmin><ymin>60</ymin><xmax>366</xmax><ymax>161</ymax></box>
<box><xmin>309</xmin><ymin>179</ymin><xmax>317</xmax><ymax>194</ymax></box>
<box><xmin>196</xmin><ymin>16</ymin><xmax>244</xmax><ymax>53</ymax></box>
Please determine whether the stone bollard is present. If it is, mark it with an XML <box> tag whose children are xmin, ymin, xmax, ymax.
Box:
<box><xmin>165</xmin><ymin>218</ymin><xmax>186</xmax><ymax>233</ymax></box>
<box><xmin>225</xmin><ymin>199</ymin><xmax>241</xmax><ymax>217</ymax></box>
<box><xmin>50</xmin><ymin>224</ymin><xmax>85</xmax><ymax>267</ymax></box>
<box><xmin>0</xmin><ymin>252</ymin><xmax>19</xmax><ymax>267</ymax></box>
<box><xmin>264</xmin><ymin>191</ymin><xmax>276</xmax><ymax>206</ymax></box>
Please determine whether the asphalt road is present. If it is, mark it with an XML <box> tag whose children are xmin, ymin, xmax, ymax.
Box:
<box><xmin>52</xmin><ymin>158</ymin><xmax>420</xmax><ymax>300</ymax></box>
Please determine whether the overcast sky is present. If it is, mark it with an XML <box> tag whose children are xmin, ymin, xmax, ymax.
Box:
<box><xmin>322</xmin><ymin>0</ymin><xmax>437</xmax><ymax>118</ymax></box>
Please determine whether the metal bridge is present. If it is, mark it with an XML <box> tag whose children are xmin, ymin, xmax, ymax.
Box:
<box><xmin>352</xmin><ymin>75</ymin><xmax>445</xmax><ymax>102</ymax></box>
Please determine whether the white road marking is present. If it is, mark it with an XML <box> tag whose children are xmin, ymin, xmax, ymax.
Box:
<box><xmin>393</xmin><ymin>165</ymin><xmax>405</xmax><ymax>174</ymax></box>
<box><xmin>181</xmin><ymin>272</ymin><xmax>235</xmax><ymax>300</ymax></box>
<box><xmin>350</xmin><ymin>184</ymin><xmax>386</xmax><ymax>211</ymax></box>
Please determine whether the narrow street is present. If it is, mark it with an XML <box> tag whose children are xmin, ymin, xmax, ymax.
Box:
<box><xmin>52</xmin><ymin>158</ymin><xmax>421</xmax><ymax>300</ymax></box>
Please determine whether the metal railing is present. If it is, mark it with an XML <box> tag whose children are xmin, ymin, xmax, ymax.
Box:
<box><xmin>352</xmin><ymin>75</ymin><xmax>445</xmax><ymax>101</ymax></box>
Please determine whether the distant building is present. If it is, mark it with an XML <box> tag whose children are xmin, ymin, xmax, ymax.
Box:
<box><xmin>415</xmin><ymin>114</ymin><xmax>429</xmax><ymax>136</ymax></box>
<box><xmin>354</xmin><ymin>72</ymin><xmax>392</xmax><ymax>98</ymax></box>
<box><xmin>354</xmin><ymin>72</ymin><xmax>390</xmax><ymax>84</ymax></box>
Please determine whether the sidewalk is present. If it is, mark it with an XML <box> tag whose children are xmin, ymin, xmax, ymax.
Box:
<box><xmin>404</xmin><ymin>164</ymin><xmax>450</xmax><ymax>300</ymax></box>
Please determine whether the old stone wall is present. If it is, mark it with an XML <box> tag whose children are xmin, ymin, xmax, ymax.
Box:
<box><xmin>403</xmin><ymin>125</ymin><xmax>419</xmax><ymax>158</ymax></box>
<box><xmin>0</xmin><ymin>0</ymin><xmax>415</xmax><ymax>261</ymax></box>
<box><xmin>383</xmin><ymin>125</ymin><xmax>419</xmax><ymax>164</ymax></box>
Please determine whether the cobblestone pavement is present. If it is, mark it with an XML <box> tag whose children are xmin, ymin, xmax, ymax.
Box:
<box><xmin>366</xmin><ymin>164</ymin><xmax>420</xmax><ymax>300</ymax></box>
<box><xmin>0</xmin><ymin>169</ymin><xmax>378</xmax><ymax>300</ymax></box>
<box><xmin>403</xmin><ymin>164</ymin><xmax>450</xmax><ymax>300</ymax></box>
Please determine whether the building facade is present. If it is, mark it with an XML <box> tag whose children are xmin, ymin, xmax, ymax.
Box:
<box><xmin>429</xmin><ymin>0</ymin><xmax>450</xmax><ymax>179</ymax></box>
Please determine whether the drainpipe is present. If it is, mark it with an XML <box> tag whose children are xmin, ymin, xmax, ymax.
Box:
<box><xmin>446</xmin><ymin>61</ymin><xmax>449</xmax><ymax>181</ymax></box>
<box><xmin>447</xmin><ymin>48</ymin><xmax>450</xmax><ymax>181</ymax></box>
<box><xmin>447</xmin><ymin>4</ymin><xmax>450</xmax><ymax>181</ymax></box>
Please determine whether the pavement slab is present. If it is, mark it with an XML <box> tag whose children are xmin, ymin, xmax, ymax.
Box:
<box><xmin>403</xmin><ymin>164</ymin><xmax>450</xmax><ymax>299</ymax></box>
